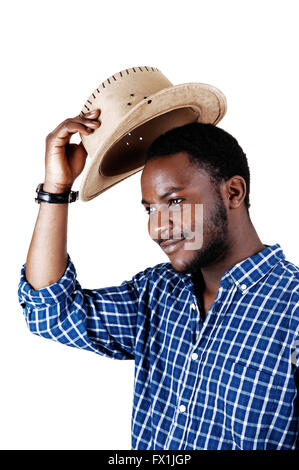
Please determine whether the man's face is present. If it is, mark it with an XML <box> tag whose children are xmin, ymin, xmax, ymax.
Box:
<box><xmin>140</xmin><ymin>152</ymin><xmax>229</xmax><ymax>275</ymax></box>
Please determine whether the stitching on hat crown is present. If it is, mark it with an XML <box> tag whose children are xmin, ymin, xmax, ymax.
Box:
<box><xmin>80</xmin><ymin>66</ymin><xmax>160</xmax><ymax>117</ymax></box>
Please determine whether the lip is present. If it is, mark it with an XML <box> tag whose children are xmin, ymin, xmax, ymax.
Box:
<box><xmin>160</xmin><ymin>238</ymin><xmax>185</xmax><ymax>254</ymax></box>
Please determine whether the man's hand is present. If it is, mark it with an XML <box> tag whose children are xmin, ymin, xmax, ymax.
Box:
<box><xmin>44</xmin><ymin>109</ymin><xmax>101</xmax><ymax>193</ymax></box>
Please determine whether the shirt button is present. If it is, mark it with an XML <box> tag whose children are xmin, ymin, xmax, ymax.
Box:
<box><xmin>191</xmin><ymin>303</ymin><xmax>196</xmax><ymax>310</ymax></box>
<box><xmin>179</xmin><ymin>404</ymin><xmax>186</xmax><ymax>413</ymax></box>
<box><xmin>240</xmin><ymin>283</ymin><xmax>247</xmax><ymax>291</ymax></box>
<box><xmin>191</xmin><ymin>353</ymin><xmax>198</xmax><ymax>360</ymax></box>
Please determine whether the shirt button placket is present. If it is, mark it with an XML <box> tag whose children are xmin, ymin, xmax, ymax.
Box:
<box><xmin>175</xmin><ymin>300</ymin><xmax>200</xmax><ymax>426</ymax></box>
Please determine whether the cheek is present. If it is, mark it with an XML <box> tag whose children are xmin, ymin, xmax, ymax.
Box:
<box><xmin>180</xmin><ymin>204</ymin><xmax>204</xmax><ymax>237</ymax></box>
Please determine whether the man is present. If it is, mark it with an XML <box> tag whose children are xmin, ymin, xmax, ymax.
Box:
<box><xmin>18</xmin><ymin>109</ymin><xmax>299</xmax><ymax>450</ymax></box>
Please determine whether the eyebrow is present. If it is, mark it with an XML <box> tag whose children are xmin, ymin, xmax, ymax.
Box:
<box><xmin>141</xmin><ymin>186</ymin><xmax>186</xmax><ymax>205</ymax></box>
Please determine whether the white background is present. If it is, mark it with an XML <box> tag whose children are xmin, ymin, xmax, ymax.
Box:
<box><xmin>1</xmin><ymin>0</ymin><xmax>298</xmax><ymax>450</ymax></box>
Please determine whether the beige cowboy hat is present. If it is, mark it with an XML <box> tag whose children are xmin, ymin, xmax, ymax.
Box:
<box><xmin>79</xmin><ymin>65</ymin><xmax>227</xmax><ymax>201</ymax></box>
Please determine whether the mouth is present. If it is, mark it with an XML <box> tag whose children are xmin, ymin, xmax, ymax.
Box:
<box><xmin>160</xmin><ymin>238</ymin><xmax>185</xmax><ymax>254</ymax></box>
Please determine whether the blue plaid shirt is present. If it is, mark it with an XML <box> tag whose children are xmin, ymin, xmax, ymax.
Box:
<box><xmin>18</xmin><ymin>243</ymin><xmax>299</xmax><ymax>450</ymax></box>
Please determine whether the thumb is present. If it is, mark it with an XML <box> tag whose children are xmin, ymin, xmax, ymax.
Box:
<box><xmin>66</xmin><ymin>142</ymin><xmax>87</xmax><ymax>158</ymax></box>
<box><xmin>76</xmin><ymin>141</ymin><xmax>88</xmax><ymax>157</ymax></box>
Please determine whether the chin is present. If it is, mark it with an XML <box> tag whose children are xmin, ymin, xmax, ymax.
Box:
<box><xmin>167</xmin><ymin>250</ymin><xmax>197</xmax><ymax>273</ymax></box>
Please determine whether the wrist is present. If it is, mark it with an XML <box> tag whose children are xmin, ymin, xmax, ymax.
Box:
<box><xmin>43</xmin><ymin>181</ymin><xmax>73</xmax><ymax>194</ymax></box>
<box><xmin>35</xmin><ymin>183</ymin><xmax>79</xmax><ymax>204</ymax></box>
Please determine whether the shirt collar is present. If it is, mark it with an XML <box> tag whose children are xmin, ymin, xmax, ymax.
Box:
<box><xmin>171</xmin><ymin>243</ymin><xmax>285</xmax><ymax>294</ymax></box>
<box><xmin>220</xmin><ymin>243</ymin><xmax>285</xmax><ymax>292</ymax></box>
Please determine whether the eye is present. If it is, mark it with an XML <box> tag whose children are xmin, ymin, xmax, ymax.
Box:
<box><xmin>144</xmin><ymin>206</ymin><xmax>156</xmax><ymax>214</ymax></box>
<box><xmin>169</xmin><ymin>198</ymin><xmax>184</xmax><ymax>206</ymax></box>
<box><xmin>144</xmin><ymin>198</ymin><xmax>184</xmax><ymax>214</ymax></box>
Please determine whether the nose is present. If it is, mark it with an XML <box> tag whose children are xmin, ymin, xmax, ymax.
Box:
<box><xmin>148</xmin><ymin>205</ymin><xmax>182</xmax><ymax>242</ymax></box>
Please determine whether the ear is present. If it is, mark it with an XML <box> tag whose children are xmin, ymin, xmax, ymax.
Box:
<box><xmin>226</xmin><ymin>176</ymin><xmax>247</xmax><ymax>209</ymax></box>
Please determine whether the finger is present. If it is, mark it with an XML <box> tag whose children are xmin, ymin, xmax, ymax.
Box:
<box><xmin>69</xmin><ymin>115</ymin><xmax>101</xmax><ymax>128</ymax></box>
<box><xmin>79</xmin><ymin>119</ymin><xmax>101</xmax><ymax>127</ymax></box>
<box><xmin>82</xmin><ymin>109</ymin><xmax>101</xmax><ymax>119</ymax></box>
<box><xmin>51</xmin><ymin>121</ymin><xmax>94</xmax><ymax>141</ymax></box>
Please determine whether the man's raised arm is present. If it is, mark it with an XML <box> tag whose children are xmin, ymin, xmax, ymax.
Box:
<box><xmin>25</xmin><ymin>109</ymin><xmax>101</xmax><ymax>289</ymax></box>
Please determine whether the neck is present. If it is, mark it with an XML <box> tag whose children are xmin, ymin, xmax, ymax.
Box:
<box><xmin>197</xmin><ymin>216</ymin><xmax>265</xmax><ymax>298</ymax></box>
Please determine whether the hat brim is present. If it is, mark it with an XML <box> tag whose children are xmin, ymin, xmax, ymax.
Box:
<box><xmin>79</xmin><ymin>82</ymin><xmax>227</xmax><ymax>201</ymax></box>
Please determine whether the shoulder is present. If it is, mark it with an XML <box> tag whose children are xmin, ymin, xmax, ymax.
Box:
<box><xmin>275</xmin><ymin>257</ymin><xmax>299</xmax><ymax>294</ymax></box>
<box><xmin>279</xmin><ymin>257</ymin><xmax>299</xmax><ymax>278</ymax></box>
<box><xmin>276</xmin><ymin>258</ymin><xmax>299</xmax><ymax>327</ymax></box>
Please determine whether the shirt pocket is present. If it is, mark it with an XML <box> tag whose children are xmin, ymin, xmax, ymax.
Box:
<box><xmin>223</xmin><ymin>358</ymin><xmax>280</xmax><ymax>450</ymax></box>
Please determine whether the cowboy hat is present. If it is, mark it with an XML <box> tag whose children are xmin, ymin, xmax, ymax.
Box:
<box><xmin>79</xmin><ymin>66</ymin><xmax>227</xmax><ymax>201</ymax></box>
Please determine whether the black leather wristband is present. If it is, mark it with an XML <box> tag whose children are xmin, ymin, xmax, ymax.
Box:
<box><xmin>35</xmin><ymin>183</ymin><xmax>79</xmax><ymax>204</ymax></box>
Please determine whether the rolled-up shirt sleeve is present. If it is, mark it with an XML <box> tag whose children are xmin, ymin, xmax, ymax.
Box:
<box><xmin>17</xmin><ymin>254</ymin><xmax>141</xmax><ymax>360</ymax></box>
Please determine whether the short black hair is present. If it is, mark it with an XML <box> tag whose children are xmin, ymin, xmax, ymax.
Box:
<box><xmin>145</xmin><ymin>122</ymin><xmax>250</xmax><ymax>211</ymax></box>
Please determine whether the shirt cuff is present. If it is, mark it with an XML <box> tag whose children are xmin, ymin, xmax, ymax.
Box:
<box><xmin>18</xmin><ymin>254</ymin><xmax>77</xmax><ymax>307</ymax></box>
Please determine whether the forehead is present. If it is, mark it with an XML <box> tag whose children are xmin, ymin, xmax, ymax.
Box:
<box><xmin>141</xmin><ymin>152</ymin><xmax>211</xmax><ymax>195</ymax></box>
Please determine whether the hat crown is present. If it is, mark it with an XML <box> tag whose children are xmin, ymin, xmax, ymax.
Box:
<box><xmin>81</xmin><ymin>66</ymin><xmax>173</xmax><ymax>124</ymax></box>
